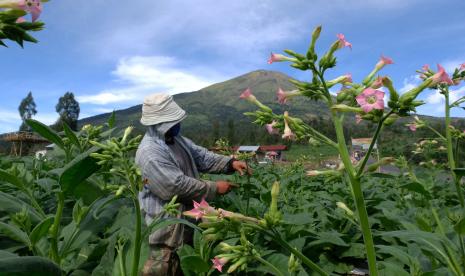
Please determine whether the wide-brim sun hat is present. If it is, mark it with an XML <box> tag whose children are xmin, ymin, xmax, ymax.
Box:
<box><xmin>140</xmin><ymin>93</ymin><xmax>186</xmax><ymax>126</ymax></box>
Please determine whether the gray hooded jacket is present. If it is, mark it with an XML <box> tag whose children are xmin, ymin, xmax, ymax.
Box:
<box><xmin>135</xmin><ymin>123</ymin><xmax>232</xmax><ymax>248</ymax></box>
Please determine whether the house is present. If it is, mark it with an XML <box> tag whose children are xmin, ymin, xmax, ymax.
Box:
<box><xmin>351</xmin><ymin>138</ymin><xmax>378</xmax><ymax>162</ymax></box>
<box><xmin>209</xmin><ymin>144</ymin><xmax>287</xmax><ymax>162</ymax></box>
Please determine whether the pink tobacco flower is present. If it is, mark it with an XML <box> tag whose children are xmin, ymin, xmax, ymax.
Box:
<box><xmin>15</xmin><ymin>17</ymin><xmax>26</xmax><ymax>23</ymax></box>
<box><xmin>336</xmin><ymin>33</ymin><xmax>352</xmax><ymax>49</ymax></box>
<box><xmin>407</xmin><ymin>123</ymin><xmax>417</xmax><ymax>132</ymax></box>
<box><xmin>267</xmin><ymin>53</ymin><xmax>296</xmax><ymax>64</ymax></box>
<box><xmin>342</xmin><ymin>73</ymin><xmax>353</xmax><ymax>83</ymax></box>
<box><xmin>276</xmin><ymin>88</ymin><xmax>301</xmax><ymax>104</ymax></box>
<box><xmin>212</xmin><ymin>257</ymin><xmax>228</xmax><ymax>272</ymax></box>
<box><xmin>356</xmin><ymin>88</ymin><xmax>385</xmax><ymax>113</ymax></box>
<box><xmin>422</xmin><ymin>64</ymin><xmax>430</xmax><ymax>71</ymax></box>
<box><xmin>19</xmin><ymin>0</ymin><xmax>42</xmax><ymax>22</ymax></box>
<box><xmin>355</xmin><ymin>114</ymin><xmax>362</xmax><ymax>124</ymax></box>
<box><xmin>265</xmin><ymin>121</ymin><xmax>279</xmax><ymax>135</ymax></box>
<box><xmin>371</xmin><ymin>76</ymin><xmax>385</xmax><ymax>89</ymax></box>
<box><xmin>239</xmin><ymin>88</ymin><xmax>257</xmax><ymax>103</ymax></box>
<box><xmin>460</xmin><ymin>63</ymin><xmax>465</xmax><ymax>71</ymax></box>
<box><xmin>431</xmin><ymin>64</ymin><xmax>454</xmax><ymax>86</ymax></box>
<box><xmin>184</xmin><ymin>199</ymin><xmax>215</xmax><ymax>220</ymax></box>
<box><xmin>282</xmin><ymin>112</ymin><xmax>296</xmax><ymax>140</ymax></box>
<box><xmin>375</xmin><ymin>55</ymin><xmax>394</xmax><ymax>71</ymax></box>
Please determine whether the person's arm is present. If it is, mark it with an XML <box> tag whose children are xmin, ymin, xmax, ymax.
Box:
<box><xmin>183</xmin><ymin>137</ymin><xmax>233</xmax><ymax>174</ymax></box>
<box><xmin>142</xmin><ymin>158</ymin><xmax>217</xmax><ymax>202</ymax></box>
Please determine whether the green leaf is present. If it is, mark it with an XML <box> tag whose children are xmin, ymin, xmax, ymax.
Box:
<box><xmin>453</xmin><ymin>168</ymin><xmax>465</xmax><ymax>182</ymax></box>
<box><xmin>0</xmin><ymin>191</ymin><xmax>42</xmax><ymax>223</ymax></box>
<box><xmin>107</xmin><ymin>111</ymin><xmax>116</xmax><ymax>128</ymax></box>
<box><xmin>399</xmin><ymin>181</ymin><xmax>431</xmax><ymax>198</ymax></box>
<box><xmin>0</xmin><ymin>250</ymin><xmax>17</xmax><ymax>259</ymax></box>
<box><xmin>179</xmin><ymin>255</ymin><xmax>210</xmax><ymax>273</ymax></box>
<box><xmin>59</xmin><ymin>146</ymin><xmax>100</xmax><ymax>193</ymax></box>
<box><xmin>62</xmin><ymin>122</ymin><xmax>82</xmax><ymax>151</ymax></box>
<box><xmin>454</xmin><ymin>217</ymin><xmax>465</xmax><ymax>235</ymax></box>
<box><xmin>0</xmin><ymin>256</ymin><xmax>61</xmax><ymax>276</ymax></box>
<box><xmin>283</xmin><ymin>213</ymin><xmax>313</xmax><ymax>225</ymax></box>
<box><xmin>26</xmin><ymin>119</ymin><xmax>65</xmax><ymax>149</ymax></box>
<box><xmin>0</xmin><ymin>222</ymin><xmax>31</xmax><ymax>248</ymax></box>
<box><xmin>378</xmin><ymin>261</ymin><xmax>409</xmax><ymax>276</ymax></box>
<box><xmin>30</xmin><ymin>216</ymin><xmax>54</xmax><ymax>246</ymax></box>
<box><xmin>0</xmin><ymin>169</ymin><xmax>24</xmax><ymax>189</ymax></box>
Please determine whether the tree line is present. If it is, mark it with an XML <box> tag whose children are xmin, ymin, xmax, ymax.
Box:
<box><xmin>18</xmin><ymin>91</ymin><xmax>80</xmax><ymax>132</ymax></box>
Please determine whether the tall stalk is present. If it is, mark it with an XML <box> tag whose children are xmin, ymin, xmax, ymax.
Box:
<box><xmin>131</xmin><ymin>198</ymin><xmax>142</xmax><ymax>276</ymax></box>
<box><xmin>50</xmin><ymin>192</ymin><xmax>64</xmax><ymax>264</ymax></box>
<box><xmin>444</xmin><ymin>90</ymin><xmax>464</xmax><ymax>207</ymax></box>
<box><xmin>316</xmin><ymin>69</ymin><xmax>379</xmax><ymax>275</ymax></box>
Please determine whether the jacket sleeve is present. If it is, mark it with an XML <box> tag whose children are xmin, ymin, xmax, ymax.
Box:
<box><xmin>183</xmin><ymin>137</ymin><xmax>233</xmax><ymax>174</ymax></box>
<box><xmin>142</xmin><ymin>158</ymin><xmax>217</xmax><ymax>202</ymax></box>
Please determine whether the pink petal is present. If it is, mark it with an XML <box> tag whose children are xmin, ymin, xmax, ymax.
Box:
<box><xmin>361</xmin><ymin>104</ymin><xmax>373</xmax><ymax>113</ymax></box>
<box><xmin>355</xmin><ymin>94</ymin><xmax>368</xmax><ymax>106</ymax></box>
<box><xmin>374</xmin><ymin>90</ymin><xmax>385</xmax><ymax>100</ymax></box>
<box><xmin>239</xmin><ymin>88</ymin><xmax>252</xmax><ymax>99</ymax></box>
<box><xmin>380</xmin><ymin>55</ymin><xmax>394</xmax><ymax>65</ymax></box>
<box><xmin>372</xmin><ymin>100</ymin><xmax>385</xmax><ymax>110</ymax></box>
<box><xmin>277</xmin><ymin>88</ymin><xmax>287</xmax><ymax>104</ymax></box>
<box><xmin>422</xmin><ymin>64</ymin><xmax>430</xmax><ymax>71</ymax></box>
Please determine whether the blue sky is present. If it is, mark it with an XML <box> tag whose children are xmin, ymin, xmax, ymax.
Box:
<box><xmin>1</xmin><ymin>0</ymin><xmax>465</xmax><ymax>133</ymax></box>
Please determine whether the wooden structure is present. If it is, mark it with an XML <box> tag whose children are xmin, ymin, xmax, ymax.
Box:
<box><xmin>0</xmin><ymin>131</ymin><xmax>49</xmax><ymax>156</ymax></box>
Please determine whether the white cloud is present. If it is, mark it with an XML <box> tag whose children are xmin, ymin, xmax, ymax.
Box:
<box><xmin>77</xmin><ymin>56</ymin><xmax>221</xmax><ymax>105</ymax></box>
<box><xmin>423</xmin><ymin>86</ymin><xmax>465</xmax><ymax>115</ymax></box>
<box><xmin>0</xmin><ymin>109</ymin><xmax>57</xmax><ymax>133</ymax></box>
<box><xmin>399</xmin><ymin>75</ymin><xmax>421</xmax><ymax>94</ymax></box>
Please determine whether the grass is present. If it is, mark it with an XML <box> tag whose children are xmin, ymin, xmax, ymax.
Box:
<box><xmin>284</xmin><ymin>143</ymin><xmax>338</xmax><ymax>161</ymax></box>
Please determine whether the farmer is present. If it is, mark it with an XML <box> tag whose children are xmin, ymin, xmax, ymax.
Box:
<box><xmin>135</xmin><ymin>93</ymin><xmax>247</xmax><ymax>276</ymax></box>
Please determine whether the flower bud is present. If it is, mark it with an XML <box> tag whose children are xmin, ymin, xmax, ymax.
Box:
<box><xmin>331</xmin><ymin>104</ymin><xmax>363</xmax><ymax>113</ymax></box>
<box><xmin>336</xmin><ymin>202</ymin><xmax>355</xmax><ymax>217</ymax></box>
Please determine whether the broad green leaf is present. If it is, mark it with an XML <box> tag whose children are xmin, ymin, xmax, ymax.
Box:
<box><xmin>59</xmin><ymin>146</ymin><xmax>100</xmax><ymax>193</ymax></box>
<box><xmin>376</xmin><ymin>245</ymin><xmax>417</xmax><ymax>267</ymax></box>
<box><xmin>399</xmin><ymin>181</ymin><xmax>431</xmax><ymax>198</ymax></box>
<box><xmin>0</xmin><ymin>191</ymin><xmax>42</xmax><ymax>223</ymax></box>
<box><xmin>0</xmin><ymin>256</ymin><xmax>61</xmax><ymax>276</ymax></box>
<box><xmin>0</xmin><ymin>250</ymin><xmax>17</xmax><ymax>258</ymax></box>
<box><xmin>107</xmin><ymin>111</ymin><xmax>116</xmax><ymax>128</ymax></box>
<box><xmin>30</xmin><ymin>216</ymin><xmax>54</xmax><ymax>246</ymax></box>
<box><xmin>0</xmin><ymin>222</ymin><xmax>31</xmax><ymax>248</ymax></box>
<box><xmin>26</xmin><ymin>119</ymin><xmax>65</xmax><ymax>149</ymax></box>
<box><xmin>0</xmin><ymin>169</ymin><xmax>23</xmax><ymax>189</ymax></box>
<box><xmin>72</xmin><ymin>180</ymin><xmax>104</xmax><ymax>205</ymax></box>
<box><xmin>62</xmin><ymin>122</ymin><xmax>82</xmax><ymax>151</ymax></box>
<box><xmin>378</xmin><ymin>261</ymin><xmax>409</xmax><ymax>276</ymax></box>
<box><xmin>179</xmin><ymin>255</ymin><xmax>210</xmax><ymax>273</ymax></box>
<box><xmin>454</xmin><ymin>217</ymin><xmax>465</xmax><ymax>235</ymax></box>
<box><xmin>453</xmin><ymin>168</ymin><xmax>465</xmax><ymax>182</ymax></box>
<box><xmin>283</xmin><ymin>213</ymin><xmax>313</xmax><ymax>225</ymax></box>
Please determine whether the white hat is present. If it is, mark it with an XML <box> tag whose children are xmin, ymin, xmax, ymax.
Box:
<box><xmin>140</xmin><ymin>93</ymin><xmax>186</xmax><ymax>126</ymax></box>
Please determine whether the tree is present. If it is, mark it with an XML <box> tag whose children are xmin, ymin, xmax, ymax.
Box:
<box><xmin>55</xmin><ymin>92</ymin><xmax>80</xmax><ymax>131</ymax></box>
<box><xmin>18</xmin><ymin>92</ymin><xmax>37</xmax><ymax>131</ymax></box>
<box><xmin>227</xmin><ymin>119</ymin><xmax>235</xmax><ymax>145</ymax></box>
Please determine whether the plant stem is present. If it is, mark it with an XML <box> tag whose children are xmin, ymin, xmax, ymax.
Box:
<box><xmin>131</xmin><ymin>197</ymin><xmax>142</xmax><ymax>276</ymax></box>
<box><xmin>425</xmin><ymin>125</ymin><xmax>447</xmax><ymax>141</ymax></box>
<box><xmin>444</xmin><ymin>90</ymin><xmax>464</xmax><ymax>207</ymax></box>
<box><xmin>315</xmin><ymin>68</ymin><xmax>378</xmax><ymax>275</ymax></box>
<box><xmin>332</xmin><ymin>111</ymin><xmax>378</xmax><ymax>276</ymax></box>
<box><xmin>245</xmin><ymin>159</ymin><xmax>251</xmax><ymax>215</ymax></box>
<box><xmin>356</xmin><ymin>111</ymin><xmax>392</xmax><ymax>177</ymax></box>
<box><xmin>254</xmin><ymin>255</ymin><xmax>284</xmax><ymax>276</ymax></box>
<box><xmin>50</xmin><ymin>192</ymin><xmax>64</xmax><ymax>264</ymax></box>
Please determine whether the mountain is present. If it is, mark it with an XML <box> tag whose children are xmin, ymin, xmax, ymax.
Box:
<box><xmin>79</xmin><ymin>70</ymin><xmax>330</xmax><ymax>145</ymax></box>
<box><xmin>78</xmin><ymin>70</ymin><xmax>465</xmax><ymax>158</ymax></box>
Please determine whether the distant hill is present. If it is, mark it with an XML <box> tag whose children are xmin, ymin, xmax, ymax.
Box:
<box><xmin>78</xmin><ymin>69</ymin><xmax>465</xmax><ymax>158</ymax></box>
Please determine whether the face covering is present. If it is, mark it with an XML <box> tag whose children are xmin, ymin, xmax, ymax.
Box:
<box><xmin>166</xmin><ymin>123</ymin><xmax>181</xmax><ymax>137</ymax></box>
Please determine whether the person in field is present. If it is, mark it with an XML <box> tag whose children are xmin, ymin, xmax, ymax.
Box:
<box><xmin>135</xmin><ymin>93</ymin><xmax>247</xmax><ymax>276</ymax></box>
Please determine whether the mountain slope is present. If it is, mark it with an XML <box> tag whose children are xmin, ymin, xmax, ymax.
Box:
<box><xmin>78</xmin><ymin>70</ymin><xmax>465</xmax><ymax>158</ymax></box>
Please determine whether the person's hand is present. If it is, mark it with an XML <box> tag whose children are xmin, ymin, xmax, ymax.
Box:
<box><xmin>232</xmin><ymin>160</ymin><xmax>252</xmax><ymax>176</ymax></box>
<box><xmin>216</xmin><ymin>180</ymin><xmax>234</xmax><ymax>195</ymax></box>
